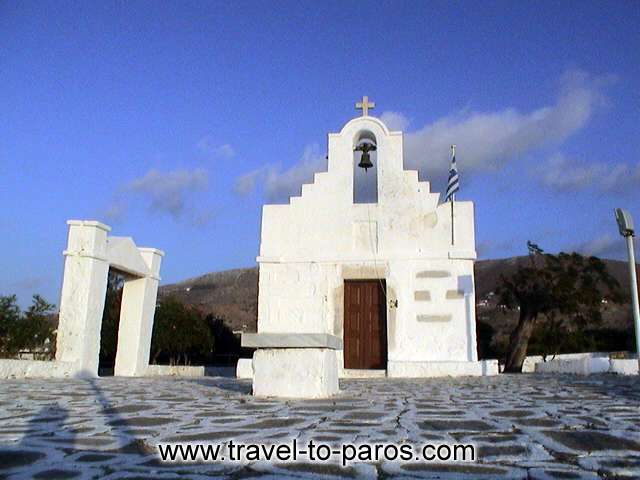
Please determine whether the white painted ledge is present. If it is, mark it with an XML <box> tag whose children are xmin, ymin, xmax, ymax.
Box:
<box><xmin>342</xmin><ymin>369</ymin><xmax>387</xmax><ymax>379</ymax></box>
<box><xmin>67</xmin><ymin>219</ymin><xmax>111</xmax><ymax>231</ymax></box>
<box><xmin>241</xmin><ymin>333</ymin><xmax>343</xmax><ymax>350</ymax></box>
<box><xmin>138</xmin><ymin>247</ymin><xmax>165</xmax><ymax>256</ymax></box>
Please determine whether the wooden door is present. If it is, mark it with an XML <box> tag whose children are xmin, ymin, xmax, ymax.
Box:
<box><xmin>343</xmin><ymin>280</ymin><xmax>387</xmax><ymax>369</ymax></box>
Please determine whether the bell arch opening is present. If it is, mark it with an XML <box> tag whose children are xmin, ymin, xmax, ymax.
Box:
<box><xmin>353</xmin><ymin>130</ymin><xmax>378</xmax><ymax>204</ymax></box>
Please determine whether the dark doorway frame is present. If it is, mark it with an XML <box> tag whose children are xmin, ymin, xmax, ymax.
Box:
<box><xmin>343</xmin><ymin>279</ymin><xmax>388</xmax><ymax>369</ymax></box>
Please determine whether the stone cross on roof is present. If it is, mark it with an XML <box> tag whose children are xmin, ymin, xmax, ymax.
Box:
<box><xmin>355</xmin><ymin>96</ymin><xmax>375</xmax><ymax>116</ymax></box>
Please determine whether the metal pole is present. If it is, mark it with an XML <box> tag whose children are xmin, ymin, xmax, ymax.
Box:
<box><xmin>625</xmin><ymin>234</ymin><xmax>640</xmax><ymax>371</ymax></box>
<box><xmin>450</xmin><ymin>196</ymin><xmax>455</xmax><ymax>245</ymax></box>
<box><xmin>450</xmin><ymin>144</ymin><xmax>456</xmax><ymax>246</ymax></box>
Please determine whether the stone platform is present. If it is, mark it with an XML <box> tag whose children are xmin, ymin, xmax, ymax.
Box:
<box><xmin>1</xmin><ymin>374</ymin><xmax>639</xmax><ymax>479</ymax></box>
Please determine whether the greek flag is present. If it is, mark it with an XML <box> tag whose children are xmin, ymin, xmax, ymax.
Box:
<box><xmin>445</xmin><ymin>147</ymin><xmax>459</xmax><ymax>202</ymax></box>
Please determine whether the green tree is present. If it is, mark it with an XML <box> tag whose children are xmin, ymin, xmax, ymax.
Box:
<box><xmin>150</xmin><ymin>297</ymin><xmax>213</xmax><ymax>365</ymax></box>
<box><xmin>19</xmin><ymin>295</ymin><xmax>56</xmax><ymax>358</ymax></box>
<box><xmin>0</xmin><ymin>294</ymin><xmax>56</xmax><ymax>359</ymax></box>
<box><xmin>499</xmin><ymin>247</ymin><xmax>624</xmax><ymax>373</ymax></box>
<box><xmin>0</xmin><ymin>295</ymin><xmax>21</xmax><ymax>355</ymax></box>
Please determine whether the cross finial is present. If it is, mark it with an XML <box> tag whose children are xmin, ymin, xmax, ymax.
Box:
<box><xmin>355</xmin><ymin>95</ymin><xmax>375</xmax><ymax>116</ymax></box>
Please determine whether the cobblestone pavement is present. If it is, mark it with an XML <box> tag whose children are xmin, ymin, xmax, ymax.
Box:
<box><xmin>0</xmin><ymin>374</ymin><xmax>639</xmax><ymax>479</ymax></box>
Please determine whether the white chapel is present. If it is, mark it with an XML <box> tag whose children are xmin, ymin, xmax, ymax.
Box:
<box><xmin>243</xmin><ymin>98</ymin><xmax>497</xmax><ymax>397</ymax></box>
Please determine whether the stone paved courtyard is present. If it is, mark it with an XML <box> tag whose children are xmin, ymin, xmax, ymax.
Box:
<box><xmin>0</xmin><ymin>374</ymin><xmax>639</xmax><ymax>479</ymax></box>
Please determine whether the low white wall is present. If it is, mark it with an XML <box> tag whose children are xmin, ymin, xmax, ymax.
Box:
<box><xmin>610</xmin><ymin>359</ymin><xmax>639</xmax><ymax>375</ymax></box>
<box><xmin>523</xmin><ymin>352</ymin><xmax>610</xmax><ymax>373</ymax></box>
<box><xmin>535</xmin><ymin>357</ymin><xmax>609</xmax><ymax>375</ymax></box>
<box><xmin>145</xmin><ymin>365</ymin><xmax>205</xmax><ymax>377</ymax></box>
<box><xmin>0</xmin><ymin>359</ymin><xmax>78</xmax><ymax>379</ymax></box>
<box><xmin>535</xmin><ymin>357</ymin><xmax>638</xmax><ymax>375</ymax></box>
<box><xmin>388</xmin><ymin>360</ymin><xmax>499</xmax><ymax>378</ymax></box>
<box><xmin>236</xmin><ymin>358</ymin><xmax>253</xmax><ymax>379</ymax></box>
<box><xmin>0</xmin><ymin>359</ymin><xmax>218</xmax><ymax>379</ymax></box>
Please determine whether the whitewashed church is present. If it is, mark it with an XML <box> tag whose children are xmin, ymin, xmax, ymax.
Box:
<box><xmin>243</xmin><ymin>98</ymin><xmax>497</xmax><ymax>397</ymax></box>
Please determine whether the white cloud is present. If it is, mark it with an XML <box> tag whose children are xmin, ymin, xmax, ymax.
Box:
<box><xmin>573</xmin><ymin>233</ymin><xmax>625</xmax><ymax>259</ymax></box>
<box><xmin>235</xmin><ymin>144</ymin><xmax>327</xmax><ymax>203</ymax></box>
<box><xmin>196</xmin><ymin>136</ymin><xmax>235</xmax><ymax>159</ymax></box>
<box><xmin>402</xmin><ymin>69</ymin><xmax>611</xmax><ymax>181</ymax></box>
<box><xmin>126</xmin><ymin>168</ymin><xmax>208</xmax><ymax>218</ymax></box>
<box><xmin>534</xmin><ymin>153</ymin><xmax>640</xmax><ymax>192</ymax></box>
<box><xmin>190</xmin><ymin>208</ymin><xmax>217</xmax><ymax>227</ymax></box>
<box><xmin>476</xmin><ymin>239</ymin><xmax>518</xmax><ymax>258</ymax></box>
<box><xmin>234</xmin><ymin>168</ymin><xmax>263</xmax><ymax>196</ymax></box>
<box><xmin>263</xmin><ymin>144</ymin><xmax>326</xmax><ymax>202</ymax></box>
<box><xmin>9</xmin><ymin>276</ymin><xmax>48</xmax><ymax>291</ymax></box>
<box><xmin>379</xmin><ymin>111</ymin><xmax>410</xmax><ymax>131</ymax></box>
<box><xmin>103</xmin><ymin>200</ymin><xmax>127</xmax><ymax>223</ymax></box>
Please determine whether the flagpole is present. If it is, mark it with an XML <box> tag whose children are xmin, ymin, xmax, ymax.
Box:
<box><xmin>450</xmin><ymin>144</ymin><xmax>456</xmax><ymax>246</ymax></box>
<box><xmin>451</xmin><ymin>194</ymin><xmax>455</xmax><ymax>245</ymax></box>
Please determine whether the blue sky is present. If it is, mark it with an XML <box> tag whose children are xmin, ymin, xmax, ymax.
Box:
<box><xmin>1</xmin><ymin>1</ymin><xmax>639</xmax><ymax>307</ymax></box>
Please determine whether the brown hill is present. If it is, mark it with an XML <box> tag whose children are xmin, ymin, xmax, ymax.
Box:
<box><xmin>474</xmin><ymin>256</ymin><xmax>634</xmax><ymax>299</ymax></box>
<box><xmin>159</xmin><ymin>267</ymin><xmax>258</xmax><ymax>333</ymax></box>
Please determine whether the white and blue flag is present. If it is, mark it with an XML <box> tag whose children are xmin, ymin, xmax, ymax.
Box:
<box><xmin>445</xmin><ymin>146</ymin><xmax>459</xmax><ymax>202</ymax></box>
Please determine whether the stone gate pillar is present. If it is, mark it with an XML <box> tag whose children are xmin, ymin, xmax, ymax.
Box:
<box><xmin>55</xmin><ymin>220</ymin><xmax>111</xmax><ymax>377</ymax></box>
<box><xmin>114</xmin><ymin>248</ymin><xmax>164</xmax><ymax>377</ymax></box>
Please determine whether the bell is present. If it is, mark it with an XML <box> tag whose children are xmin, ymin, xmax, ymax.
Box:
<box><xmin>358</xmin><ymin>150</ymin><xmax>373</xmax><ymax>171</ymax></box>
<box><xmin>355</xmin><ymin>143</ymin><xmax>376</xmax><ymax>171</ymax></box>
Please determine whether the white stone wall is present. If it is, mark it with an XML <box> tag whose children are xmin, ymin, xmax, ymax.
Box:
<box><xmin>0</xmin><ymin>360</ymin><xmax>76</xmax><ymax>378</ymax></box>
<box><xmin>256</xmin><ymin>115</ymin><xmax>478</xmax><ymax>371</ymax></box>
